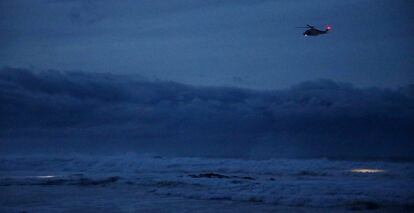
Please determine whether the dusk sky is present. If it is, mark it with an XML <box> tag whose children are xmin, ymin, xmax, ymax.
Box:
<box><xmin>1</xmin><ymin>0</ymin><xmax>413</xmax><ymax>89</ymax></box>
<box><xmin>1</xmin><ymin>0</ymin><xmax>414</xmax><ymax>158</ymax></box>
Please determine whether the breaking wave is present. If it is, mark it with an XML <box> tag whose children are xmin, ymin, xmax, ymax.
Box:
<box><xmin>1</xmin><ymin>155</ymin><xmax>413</xmax><ymax>208</ymax></box>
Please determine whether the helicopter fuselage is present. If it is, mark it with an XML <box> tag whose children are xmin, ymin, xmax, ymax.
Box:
<box><xmin>303</xmin><ymin>28</ymin><xmax>329</xmax><ymax>36</ymax></box>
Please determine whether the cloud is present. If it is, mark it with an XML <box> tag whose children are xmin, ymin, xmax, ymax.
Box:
<box><xmin>1</xmin><ymin>67</ymin><xmax>413</xmax><ymax>158</ymax></box>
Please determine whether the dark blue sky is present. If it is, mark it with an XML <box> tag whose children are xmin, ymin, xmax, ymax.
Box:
<box><xmin>1</xmin><ymin>0</ymin><xmax>413</xmax><ymax>89</ymax></box>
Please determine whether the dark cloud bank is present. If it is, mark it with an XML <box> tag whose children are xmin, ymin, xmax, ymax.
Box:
<box><xmin>1</xmin><ymin>67</ymin><xmax>413</xmax><ymax>158</ymax></box>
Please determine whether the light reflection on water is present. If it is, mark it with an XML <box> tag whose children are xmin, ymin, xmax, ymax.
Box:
<box><xmin>350</xmin><ymin>169</ymin><xmax>385</xmax><ymax>173</ymax></box>
<box><xmin>34</xmin><ymin>175</ymin><xmax>56</xmax><ymax>178</ymax></box>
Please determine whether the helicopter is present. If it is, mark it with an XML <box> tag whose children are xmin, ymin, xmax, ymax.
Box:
<box><xmin>298</xmin><ymin>25</ymin><xmax>332</xmax><ymax>36</ymax></box>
